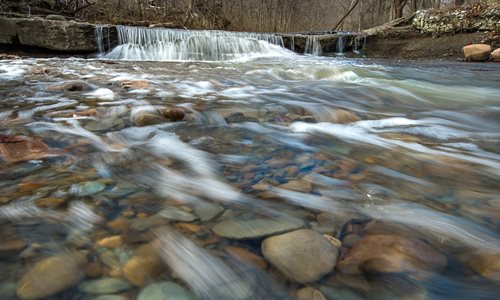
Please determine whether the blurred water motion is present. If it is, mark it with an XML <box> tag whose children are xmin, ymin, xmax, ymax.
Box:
<box><xmin>0</xmin><ymin>56</ymin><xmax>499</xmax><ymax>299</ymax></box>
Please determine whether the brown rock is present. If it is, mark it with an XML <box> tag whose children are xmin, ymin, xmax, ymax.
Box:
<box><xmin>459</xmin><ymin>250</ymin><xmax>500</xmax><ymax>283</ymax></box>
<box><xmin>97</xmin><ymin>236</ymin><xmax>124</xmax><ymax>249</ymax></box>
<box><xmin>175</xmin><ymin>223</ymin><xmax>201</xmax><ymax>233</ymax></box>
<box><xmin>0</xmin><ymin>239</ymin><xmax>26</xmax><ymax>256</ymax></box>
<box><xmin>120</xmin><ymin>80</ymin><xmax>151</xmax><ymax>89</ymax></box>
<box><xmin>336</xmin><ymin>234</ymin><xmax>446</xmax><ymax>274</ymax></box>
<box><xmin>34</xmin><ymin>197</ymin><xmax>65</xmax><ymax>209</ymax></box>
<box><xmin>491</xmin><ymin>48</ymin><xmax>500</xmax><ymax>62</ymax></box>
<box><xmin>162</xmin><ymin>107</ymin><xmax>186</xmax><ymax>121</ymax></box>
<box><xmin>224</xmin><ymin>246</ymin><xmax>268</xmax><ymax>269</ymax></box>
<box><xmin>331</xmin><ymin>109</ymin><xmax>361</xmax><ymax>124</ymax></box>
<box><xmin>279</xmin><ymin>179</ymin><xmax>312</xmax><ymax>193</ymax></box>
<box><xmin>123</xmin><ymin>242</ymin><xmax>166</xmax><ymax>287</ymax></box>
<box><xmin>462</xmin><ymin>44</ymin><xmax>492</xmax><ymax>62</ymax></box>
<box><xmin>323</xmin><ymin>234</ymin><xmax>342</xmax><ymax>249</ymax></box>
<box><xmin>262</xmin><ymin>229</ymin><xmax>339</xmax><ymax>283</ymax></box>
<box><xmin>0</xmin><ymin>135</ymin><xmax>51</xmax><ymax>163</ymax></box>
<box><xmin>84</xmin><ymin>262</ymin><xmax>102</xmax><ymax>278</ymax></box>
<box><xmin>296</xmin><ymin>287</ymin><xmax>327</xmax><ymax>300</ymax></box>
<box><xmin>134</xmin><ymin>112</ymin><xmax>167</xmax><ymax>127</ymax></box>
<box><xmin>106</xmin><ymin>218</ymin><xmax>130</xmax><ymax>233</ymax></box>
<box><xmin>16</xmin><ymin>255</ymin><xmax>82</xmax><ymax>300</ymax></box>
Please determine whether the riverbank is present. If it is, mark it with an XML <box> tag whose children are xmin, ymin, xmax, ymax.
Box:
<box><xmin>0</xmin><ymin>5</ymin><xmax>499</xmax><ymax>60</ymax></box>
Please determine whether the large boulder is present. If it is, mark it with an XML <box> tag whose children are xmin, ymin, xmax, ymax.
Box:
<box><xmin>0</xmin><ymin>18</ymin><xmax>18</xmax><ymax>44</ymax></box>
<box><xmin>491</xmin><ymin>48</ymin><xmax>500</xmax><ymax>62</ymax></box>
<box><xmin>262</xmin><ymin>229</ymin><xmax>339</xmax><ymax>283</ymax></box>
<box><xmin>462</xmin><ymin>44</ymin><xmax>492</xmax><ymax>61</ymax></box>
<box><xmin>16</xmin><ymin>18</ymin><xmax>97</xmax><ymax>52</ymax></box>
<box><xmin>16</xmin><ymin>255</ymin><xmax>83</xmax><ymax>300</ymax></box>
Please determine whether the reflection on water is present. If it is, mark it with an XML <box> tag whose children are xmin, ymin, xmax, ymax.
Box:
<box><xmin>0</xmin><ymin>56</ymin><xmax>499</xmax><ymax>299</ymax></box>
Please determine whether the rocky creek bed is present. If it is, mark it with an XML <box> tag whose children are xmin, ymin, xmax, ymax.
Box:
<box><xmin>0</xmin><ymin>54</ymin><xmax>499</xmax><ymax>299</ymax></box>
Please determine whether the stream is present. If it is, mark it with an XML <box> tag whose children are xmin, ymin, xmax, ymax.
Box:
<box><xmin>0</xmin><ymin>27</ymin><xmax>500</xmax><ymax>300</ymax></box>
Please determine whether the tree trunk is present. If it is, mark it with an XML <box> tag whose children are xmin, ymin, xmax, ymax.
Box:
<box><xmin>393</xmin><ymin>0</ymin><xmax>408</xmax><ymax>19</ymax></box>
<box><xmin>333</xmin><ymin>0</ymin><xmax>361</xmax><ymax>31</ymax></box>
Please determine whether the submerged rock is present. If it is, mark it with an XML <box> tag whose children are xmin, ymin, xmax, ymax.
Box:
<box><xmin>159</xmin><ymin>207</ymin><xmax>198</xmax><ymax>222</ymax></box>
<box><xmin>279</xmin><ymin>179</ymin><xmax>312</xmax><ymax>193</ymax></box>
<box><xmin>93</xmin><ymin>296</ymin><xmax>128</xmax><ymax>300</ymax></box>
<box><xmin>80</xmin><ymin>278</ymin><xmax>132</xmax><ymax>294</ymax></box>
<box><xmin>459</xmin><ymin>250</ymin><xmax>500</xmax><ymax>283</ymax></box>
<box><xmin>47</xmin><ymin>80</ymin><xmax>94</xmax><ymax>92</ymax></box>
<box><xmin>123</xmin><ymin>242</ymin><xmax>166</xmax><ymax>287</ymax></box>
<box><xmin>193</xmin><ymin>201</ymin><xmax>224</xmax><ymax>221</ymax></box>
<box><xmin>96</xmin><ymin>236</ymin><xmax>124</xmax><ymax>249</ymax></box>
<box><xmin>0</xmin><ymin>281</ymin><xmax>17</xmax><ymax>300</ymax></box>
<box><xmin>212</xmin><ymin>216</ymin><xmax>304</xmax><ymax>239</ymax></box>
<box><xmin>162</xmin><ymin>107</ymin><xmax>186</xmax><ymax>121</ymax></box>
<box><xmin>296</xmin><ymin>287</ymin><xmax>327</xmax><ymax>300</ymax></box>
<box><xmin>224</xmin><ymin>246</ymin><xmax>268</xmax><ymax>269</ymax></box>
<box><xmin>462</xmin><ymin>44</ymin><xmax>492</xmax><ymax>62</ymax></box>
<box><xmin>134</xmin><ymin>112</ymin><xmax>167</xmax><ymax>126</ymax></box>
<box><xmin>138</xmin><ymin>282</ymin><xmax>193</xmax><ymax>300</ymax></box>
<box><xmin>336</xmin><ymin>234</ymin><xmax>447</xmax><ymax>274</ymax></box>
<box><xmin>16</xmin><ymin>255</ymin><xmax>82</xmax><ymax>300</ymax></box>
<box><xmin>262</xmin><ymin>229</ymin><xmax>339</xmax><ymax>283</ymax></box>
<box><xmin>0</xmin><ymin>135</ymin><xmax>51</xmax><ymax>163</ymax></box>
<box><xmin>0</xmin><ymin>239</ymin><xmax>26</xmax><ymax>257</ymax></box>
<box><xmin>85</xmin><ymin>118</ymin><xmax>125</xmax><ymax>132</ymax></box>
<box><xmin>73</xmin><ymin>181</ymin><xmax>106</xmax><ymax>196</ymax></box>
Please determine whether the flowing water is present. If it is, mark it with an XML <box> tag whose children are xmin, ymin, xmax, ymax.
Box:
<box><xmin>1</xmin><ymin>28</ymin><xmax>500</xmax><ymax>300</ymax></box>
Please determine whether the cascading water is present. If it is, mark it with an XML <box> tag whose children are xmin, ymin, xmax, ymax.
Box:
<box><xmin>102</xmin><ymin>26</ymin><xmax>293</xmax><ymax>61</ymax></box>
<box><xmin>95</xmin><ymin>26</ymin><xmax>113</xmax><ymax>55</ymax></box>
<box><xmin>353</xmin><ymin>36</ymin><xmax>367</xmax><ymax>54</ymax></box>
<box><xmin>304</xmin><ymin>35</ymin><xmax>322</xmax><ymax>56</ymax></box>
<box><xmin>336</xmin><ymin>34</ymin><xmax>345</xmax><ymax>55</ymax></box>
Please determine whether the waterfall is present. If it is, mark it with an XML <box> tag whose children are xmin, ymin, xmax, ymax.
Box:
<box><xmin>354</xmin><ymin>36</ymin><xmax>367</xmax><ymax>54</ymax></box>
<box><xmin>101</xmin><ymin>26</ymin><xmax>292</xmax><ymax>62</ymax></box>
<box><xmin>336</xmin><ymin>34</ymin><xmax>345</xmax><ymax>55</ymax></box>
<box><xmin>95</xmin><ymin>26</ymin><xmax>113</xmax><ymax>55</ymax></box>
<box><xmin>304</xmin><ymin>36</ymin><xmax>322</xmax><ymax>56</ymax></box>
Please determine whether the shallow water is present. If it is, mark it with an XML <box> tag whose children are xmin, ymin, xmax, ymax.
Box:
<box><xmin>0</xmin><ymin>54</ymin><xmax>499</xmax><ymax>300</ymax></box>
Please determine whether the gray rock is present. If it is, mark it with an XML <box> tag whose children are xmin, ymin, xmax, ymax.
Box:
<box><xmin>130</xmin><ymin>215</ymin><xmax>167</xmax><ymax>232</ymax></box>
<box><xmin>0</xmin><ymin>18</ymin><xmax>17</xmax><ymax>44</ymax></box>
<box><xmin>193</xmin><ymin>202</ymin><xmax>224</xmax><ymax>221</ymax></box>
<box><xmin>93</xmin><ymin>296</ymin><xmax>128</xmax><ymax>300</ymax></box>
<box><xmin>159</xmin><ymin>207</ymin><xmax>198</xmax><ymax>222</ymax></box>
<box><xmin>262</xmin><ymin>229</ymin><xmax>338</xmax><ymax>283</ymax></box>
<box><xmin>46</xmin><ymin>15</ymin><xmax>66</xmax><ymax>21</ymax></box>
<box><xmin>319</xmin><ymin>286</ymin><xmax>364</xmax><ymax>300</ymax></box>
<box><xmin>85</xmin><ymin>118</ymin><xmax>125</xmax><ymax>132</ymax></box>
<box><xmin>15</xmin><ymin>17</ymin><xmax>100</xmax><ymax>51</ymax></box>
<box><xmin>138</xmin><ymin>282</ymin><xmax>193</xmax><ymax>300</ymax></box>
<box><xmin>80</xmin><ymin>278</ymin><xmax>132</xmax><ymax>294</ymax></box>
<box><xmin>212</xmin><ymin>217</ymin><xmax>304</xmax><ymax>239</ymax></box>
<box><xmin>0</xmin><ymin>281</ymin><xmax>17</xmax><ymax>300</ymax></box>
<box><xmin>73</xmin><ymin>181</ymin><xmax>106</xmax><ymax>196</ymax></box>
